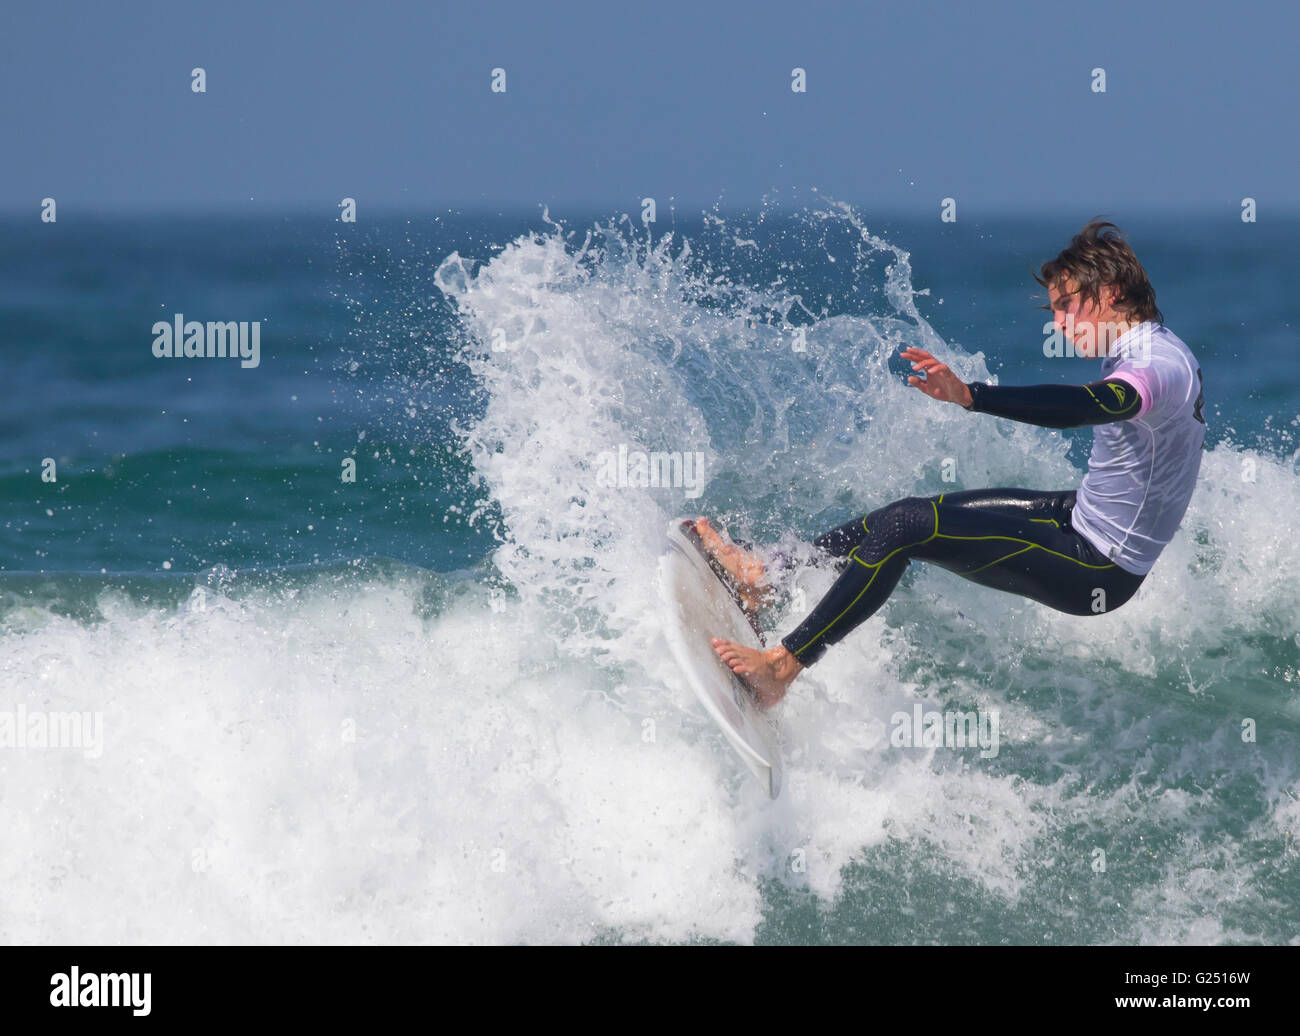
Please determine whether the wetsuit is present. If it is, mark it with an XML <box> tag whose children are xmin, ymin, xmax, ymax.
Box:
<box><xmin>781</xmin><ymin>323</ymin><xmax>1206</xmax><ymax>666</ymax></box>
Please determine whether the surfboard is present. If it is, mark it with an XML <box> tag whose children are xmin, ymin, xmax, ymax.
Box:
<box><xmin>658</xmin><ymin>518</ymin><xmax>783</xmax><ymax>798</ymax></box>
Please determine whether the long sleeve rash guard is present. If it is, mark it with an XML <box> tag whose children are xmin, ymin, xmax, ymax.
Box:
<box><xmin>962</xmin><ymin>378</ymin><xmax>1142</xmax><ymax>428</ymax></box>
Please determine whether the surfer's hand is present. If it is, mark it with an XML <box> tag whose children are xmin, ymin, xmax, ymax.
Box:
<box><xmin>901</xmin><ymin>348</ymin><xmax>974</xmax><ymax>408</ymax></box>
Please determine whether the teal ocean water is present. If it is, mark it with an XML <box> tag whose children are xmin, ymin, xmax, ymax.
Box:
<box><xmin>2</xmin><ymin>203</ymin><xmax>1297</xmax><ymax>944</ymax></box>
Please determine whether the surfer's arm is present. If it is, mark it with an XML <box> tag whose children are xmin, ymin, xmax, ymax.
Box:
<box><xmin>961</xmin><ymin>378</ymin><xmax>1144</xmax><ymax>428</ymax></box>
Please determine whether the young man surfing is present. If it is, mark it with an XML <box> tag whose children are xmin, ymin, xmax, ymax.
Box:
<box><xmin>701</xmin><ymin>220</ymin><xmax>1207</xmax><ymax>706</ymax></box>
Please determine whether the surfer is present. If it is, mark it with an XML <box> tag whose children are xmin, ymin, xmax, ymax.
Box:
<box><xmin>703</xmin><ymin>220</ymin><xmax>1206</xmax><ymax>707</ymax></box>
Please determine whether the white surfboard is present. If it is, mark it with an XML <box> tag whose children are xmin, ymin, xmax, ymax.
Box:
<box><xmin>658</xmin><ymin>518</ymin><xmax>783</xmax><ymax>798</ymax></box>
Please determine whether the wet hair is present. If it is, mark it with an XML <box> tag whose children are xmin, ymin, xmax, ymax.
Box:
<box><xmin>1035</xmin><ymin>219</ymin><xmax>1163</xmax><ymax>324</ymax></box>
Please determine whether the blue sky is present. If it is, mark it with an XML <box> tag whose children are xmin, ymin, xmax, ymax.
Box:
<box><xmin>2</xmin><ymin>0</ymin><xmax>1294</xmax><ymax>214</ymax></box>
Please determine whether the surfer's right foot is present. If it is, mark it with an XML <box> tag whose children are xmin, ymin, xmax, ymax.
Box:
<box><xmin>710</xmin><ymin>639</ymin><xmax>802</xmax><ymax>707</ymax></box>
<box><xmin>692</xmin><ymin>517</ymin><xmax>772</xmax><ymax>615</ymax></box>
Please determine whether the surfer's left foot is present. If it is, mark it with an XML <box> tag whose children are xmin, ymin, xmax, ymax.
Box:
<box><xmin>693</xmin><ymin>517</ymin><xmax>772</xmax><ymax>614</ymax></box>
<box><xmin>710</xmin><ymin>640</ymin><xmax>803</xmax><ymax>707</ymax></box>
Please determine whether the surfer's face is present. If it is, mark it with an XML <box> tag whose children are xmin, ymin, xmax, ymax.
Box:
<box><xmin>1048</xmin><ymin>278</ymin><xmax>1123</xmax><ymax>358</ymax></box>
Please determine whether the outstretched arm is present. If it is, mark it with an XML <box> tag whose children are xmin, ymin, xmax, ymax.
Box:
<box><xmin>900</xmin><ymin>348</ymin><xmax>1145</xmax><ymax>429</ymax></box>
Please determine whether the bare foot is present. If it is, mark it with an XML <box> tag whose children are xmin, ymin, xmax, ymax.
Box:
<box><xmin>710</xmin><ymin>639</ymin><xmax>803</xmax><ymax>707</ymax></box>
<box><xmin>693</xmin><ymin>517</ymin><xmax>772</xmax><ymax>615</ymax></box>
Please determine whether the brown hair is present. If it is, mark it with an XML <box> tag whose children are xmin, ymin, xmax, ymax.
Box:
<box><xmin>1035</xmin><ymin>219</ymin><xmax>1163</xmax><ymax>324</ymax></box>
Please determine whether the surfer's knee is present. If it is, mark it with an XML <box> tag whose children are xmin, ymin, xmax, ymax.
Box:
<box><xmin>856</xmin><ymin>496</ymin><xmax>935</xmax><ymax>563</ymax></box>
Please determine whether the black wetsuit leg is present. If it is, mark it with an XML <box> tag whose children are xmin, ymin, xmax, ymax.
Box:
<box><xmin>781</xmin><ymin>488</ymin><xmax>1146</xmax><ymax>666</ymax></box>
